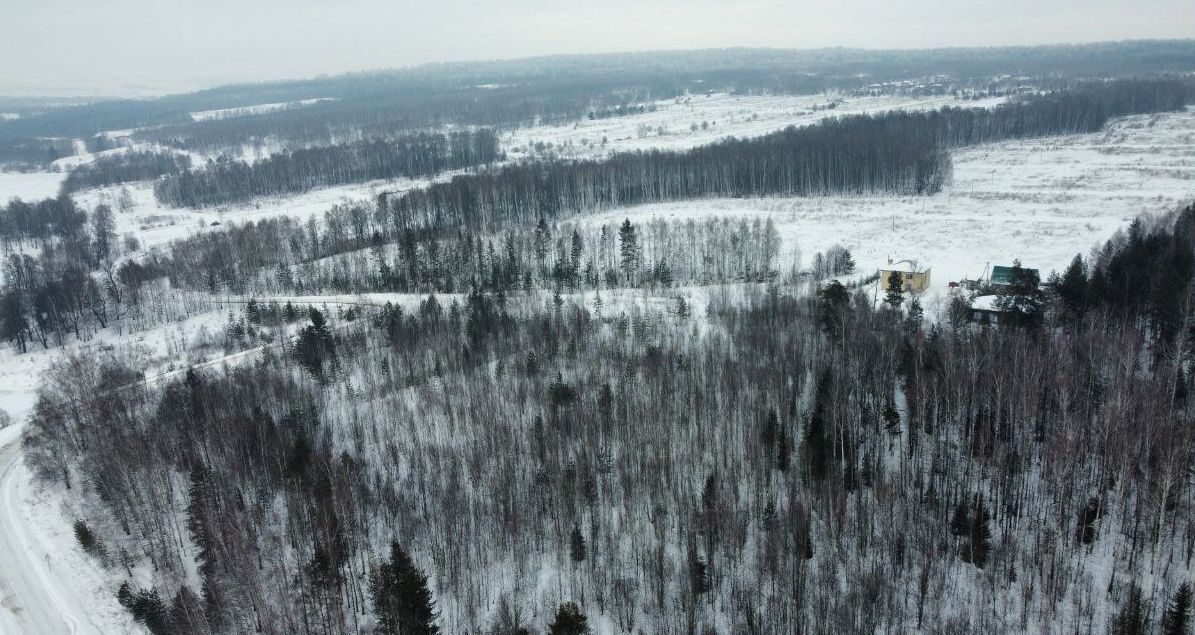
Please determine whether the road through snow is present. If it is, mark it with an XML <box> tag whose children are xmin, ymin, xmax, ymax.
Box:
<box><xmin>0</xmin><ymin>424</ymin><xmax>103</xmax><ymax>635</ymax></box>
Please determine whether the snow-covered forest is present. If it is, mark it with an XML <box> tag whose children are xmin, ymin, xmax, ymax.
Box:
<box><xmin>0</xmin><ymin>40</ymin><xmax>1193</xmax><ymax>634</ymax></box>
<box><xmin>21</xmin><ymin>202</ymin><xmax>1195</xmax><ymax>633</ymax></box>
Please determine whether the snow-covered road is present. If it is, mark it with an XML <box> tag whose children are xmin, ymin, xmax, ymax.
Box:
<box><xmin>0</xmin><ymin>424</ymin><xmax>106</xmax><ymax>635</ymax></box>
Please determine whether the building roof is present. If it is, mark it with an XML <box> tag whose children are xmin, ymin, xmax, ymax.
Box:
<box><xmin>991</xmin><ymin>265</ymin><xmax>1039</xmax><ymax>285</ymax></box>
<box><xmin>970</xmin><ymin>295</ymin><xmax>1003</xmax><ymax>312</ymax></box>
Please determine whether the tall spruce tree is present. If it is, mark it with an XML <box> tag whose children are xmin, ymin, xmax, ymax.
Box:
<box><xmin>618</xmin><ymin>219</ymin><xmax>638</xmax><ymax>282</ymax></box>
<box><xmin>1113</xmin><ymin>584</ymin><xmax>1148</xmax><ymax>635</ymax></box>
<box><xmin>570</xmin><ymin>525</ymin><xmax>587</xmax><ymax>564</ymax></box>
<box><xmin>805</xmin><ymin>369</ymin><xmax>834</xmax><ymax>481</ymax></box>
<box><xmin>965</xmin><ymin>495</ymin><xmax>992</xmax><ymax>569</ymax></box>
<box><xmin>548</xmin><ymin>602</ymin><xmax>589</xmax><ymax>635</ymax></box>
<box><xmin>1164</xmin><ymin>583</ymin><xmax>1192</xmax><ymax>635</ymax></box>
<box><xmin>371</xmin><ymin>542</ymin><xmax>440</xmax><ymax>635</ymax></box>
<box><xmin>885</xmin><ymin>271</ymin><xmax>905</xmax><ymax>310</ymax></box>
<box><xmin>1055</xmin><ymin>254</ymin><xmax>1090</xmax><ymax>321</ymax></box>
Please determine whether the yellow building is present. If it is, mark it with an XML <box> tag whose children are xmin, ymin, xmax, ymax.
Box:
<box><xmin>879</xmin><ymin>264</ymin><xmax>931</xmax><ymax>294</ymax></box>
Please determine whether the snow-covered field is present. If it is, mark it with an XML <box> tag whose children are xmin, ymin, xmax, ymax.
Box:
<box><xmin>576</xmin><ymin>107</ymin><xmax>1195</xmax><ymax>310</ymax></box>
<box><xmin>0</xmin><ymin>171</ymin><xmax>67</xmax><ymax>201</ymax></box>
<box><xmin>70</xmin><ymin>172</ymin><xmax>442</xmax><ymax>252</ymax></box>
<box><xmin>504</xmin><ymin>92</ymin><xmax>1006</xmax><ymax>161</ymax></box>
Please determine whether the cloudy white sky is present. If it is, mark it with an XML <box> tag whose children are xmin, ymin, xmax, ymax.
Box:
<box><xmin>2</xmin><ymin>0</ymin><xmax>1192</xmax><ymax>96</ymax></box>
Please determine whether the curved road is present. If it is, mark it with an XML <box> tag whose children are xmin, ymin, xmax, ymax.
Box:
<box><xmin>0</xmin><ymin>424</ymin><xmax>102</xmax><ymax>634</ymax></box>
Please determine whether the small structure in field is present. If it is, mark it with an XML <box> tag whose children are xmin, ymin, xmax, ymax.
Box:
<box><xmin>879</xmin><ymin>259</ymin><xmax>932</xmax><ymax>294</ymax></box>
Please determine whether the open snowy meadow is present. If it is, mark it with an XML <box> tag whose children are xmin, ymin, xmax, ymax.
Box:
<box><xmin>573</xmin><ymin>107</ymin><xmax>1195</xmax><ymax>308</ymax></box>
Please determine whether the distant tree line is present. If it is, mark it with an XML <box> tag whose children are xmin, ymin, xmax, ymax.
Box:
<box><xmin>0</xmin><ymin>198</ymin><xmax>132</xmax><ymax>352</ymax></box>
<box><xmin>588</xmin><ymin>103</ymin><xmax>655</xmax><ymax>120</ymax></box>
<box><xmin>920</xmin><ymin>78</ymin><xmax>1187</xmax><ymax>147</ymax></box>
<box><xmin>61</xmin><ymin>150</ymin><xmax>192</xmax><ymax>194</ymax></box>
<box><xmin>0</xmin><ymin>195</ymin><xmax>88</xmax><ymax>248</ymax></box>
<box><xmin>154</xmin><ymin>129</ymin><xmax>500</xmax><ymax>208</ymax></box>
<box><xmin>379</xmin><ymin>80</ymin><xmax>1181</xmax><ymax>232</ymax></box>
<box><xmin>0</xmin><ymin>136</ymin><xmax>77</xmax><ymax>169</ymax></box>
<box><xmin>125</xmin><ymin>42</ymin><xmax>1195</xmax><ymax>152</ymax></box>
<box><xmin>5</xmin><ymin>43</ymin><xmax>1192</xmax><ymax>160</ymax></box>
<box><xmin>382</xmin><ymin>112</ymin><xmax>953</xmax><ymax>231</ymax></box>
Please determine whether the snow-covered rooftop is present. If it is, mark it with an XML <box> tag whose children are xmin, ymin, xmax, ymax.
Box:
<box><xmin>970</xmin><ymin>295</ymin><xmax>1002</xmax><ymax>312</ymax></box>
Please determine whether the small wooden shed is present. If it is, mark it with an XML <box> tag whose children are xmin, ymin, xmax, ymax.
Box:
<box><xmin>880</xmin><ymin>264</ymin><xmax>932</xmax><ymax>294</ymax></box>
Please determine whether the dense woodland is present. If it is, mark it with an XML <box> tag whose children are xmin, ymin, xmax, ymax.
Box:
<box><xmin>20</xmin><ymin>200</ymin><xmax>1195</xmax><ymax>633</ymax></box>
<box><xmin>162</xmin><ymin>214</ymin><xmax>788</xmax><ymax>297</ymax></box>
<box><xmin>0</xmin><ymin>136</ymin><xmax>78</xmax><ymax>170</ymax></box>
<box><xmin>153</xmin><ymin>130</ymin><xmax>500</xmax><ymax>208</ymax></box>
<box><xmin>61</xmin><ymin>150</ymin><xmax>192</xmax><ymax>194</ymax></box>
<box><xmin>0</xmin><ymin>194</ymin><xmax>138</xmax><ymax>352</ymax></box>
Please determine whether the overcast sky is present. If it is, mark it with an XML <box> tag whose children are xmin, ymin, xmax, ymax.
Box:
<box><xmin>3</xmin><ymin>0</ymin><xmax>1192</xmax><ymax>96</ymax></box>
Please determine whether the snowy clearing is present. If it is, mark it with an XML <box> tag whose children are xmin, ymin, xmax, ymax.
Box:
<box><xmin>503</xmin><ymin>92</ymin><xmax>1006</xmax><ymax>161</ymax></box>
<box><xmin>575</xmin><ymin>107</ymin><xmax>1195</xmax><ymax>307</ymax></box>
<box><xmin>0</xmin><ymin>171</ymin><xmax>68</xmax><ymax>202</ymax></box>
<box><xmin>69</xmin><ymin>173</ymin><xmax>435</xmax><ymax>252</ymax></box>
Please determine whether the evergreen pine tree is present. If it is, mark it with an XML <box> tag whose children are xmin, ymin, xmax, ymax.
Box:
<box><xmin>885</xmin><ymin>270</ymin><xmax>905</xmax><ymax>310</ymax></box>
<box><xmin>967</xmin><ymin>496</ymin><xmax>992</xmax><ymax>569</ymax></box>
<box><xmin>906</xmin><ymin>296</ymin><xmax>924</xmax><ymax>332</ymax></box>
<box><xmin>818</xmin><ymin>280</ymin><xmax>850</xmax><ymax>341</ymax></box>
<box><xmin>776</xmin><ymin>424</ymin><xmax>790</xmax><ymax>472</ymax></box>
<box><xmin>533</xmin><ymin>219</ymin><xmax>550</xmax><ymax>272</ymax></box>
<box><xmin>805</xmin><ymin>369</ymin><xmax>833</xmax><ymax>481</ymax></box>
<box><xmin>371</xmin><ymin>542</ymin><xmax>440</xmax><ymax>635</ymax></box>
<box><xmin>169</xmin><ymin>586</ymin><xmax>208</xmax><ymax>635</ymax></box>
<box><xmin>1056</xmin><ymin>254</ymin><xmax>1089</xmax><ymax>320</ymax></box>
<box><xmin>883</xmin><ymin>395</ymin><xmax>900</xmax><ymax>436</ymax></box>
<box><xmin>548</xmin><ymin>602</ymin><xmax>589</xmax><ymax>635</ymax></box>
<box><xmin>950</xmin><ymin>502</ymin><xmax>969</xmax><ymax>537</ymax></box>
<box><xmin>618</xmin><ymin>219</ymin><xmax>638</xmax><ymax>283</ymax></box>
<box><xmin>762</xmin><ymin>408</ymin><xmax>778</xmax><ymax>451</ymax></box>
<box><xmin>1163</xmin><ymin>583</ymin><xmax>1192</xmax><ymax>635</ymax></box>
<box><xmin>1113</xmin><ymin>584</ymin><xmax>1148</xmax><ymax>635</ymax></box>
<box><xmin>570</xmin><ymin>525</ymin><xmax>587</xmax><ymax>563</ymax></box>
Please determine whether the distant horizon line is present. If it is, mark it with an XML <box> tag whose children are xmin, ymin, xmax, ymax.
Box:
<box><xmin>1</xmin><ymin>37</ymin><xmax>1192</xmax><ymax>102</ymax></box>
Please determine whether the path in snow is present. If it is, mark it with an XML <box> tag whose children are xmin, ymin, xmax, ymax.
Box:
<box><xmin>0</xmin><ymin>425</ymin><xmax>104</xmax><ymax>635</ymax></box>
